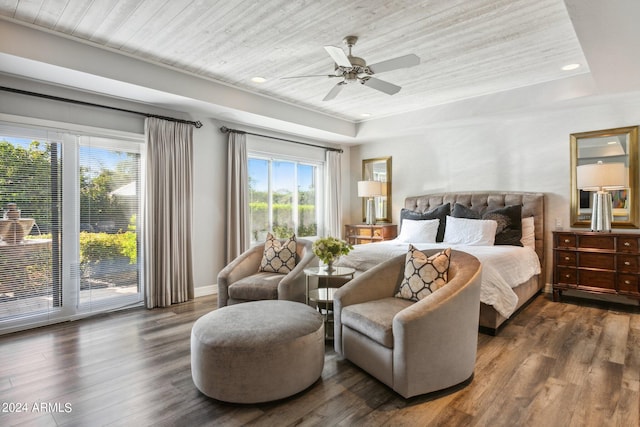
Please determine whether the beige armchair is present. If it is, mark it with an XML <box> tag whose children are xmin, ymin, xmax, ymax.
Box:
<box><xmin>333</xmin><ymin>249</ymin><xmax>482</xmax><ymax>398</ymax></box>
<box><xmin>217</xmin><ymin>238</ymin><xmax>315</xmax><ymax>308</ymax></box>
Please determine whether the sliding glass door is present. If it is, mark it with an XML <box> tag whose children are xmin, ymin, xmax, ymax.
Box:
<box><xmin>0</xmin><ymin>123</ymin><xmax>143</xmax><ymax>333</ymax></box>
<box><xmin>77</xmin><ymin>136</ymin><xmax>142</xmax><ymax>312</ymax></box>
<box><xmin>0</xmin><ymin>132</ymin><xmax>62</xmax><ymax>320</ymax></box>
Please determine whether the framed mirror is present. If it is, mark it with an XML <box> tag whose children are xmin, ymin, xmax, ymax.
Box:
<box><xmin>362</xmin><ymin>157</ymin><xmax>392</xmax><ymax>223</ymax></box>
<box><xmin>570</xmin><ymin>126</ymin><xmax>639</xmax><ymax>228</ymax></box>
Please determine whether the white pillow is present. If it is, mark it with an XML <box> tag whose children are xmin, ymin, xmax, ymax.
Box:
<box><xmin>396</xmin><ymin>219</ymin><xmax>439</xmax><ymax>243</ymax></box>
<box><xmin>443</xmin><ymin>216</ymin><xmax>498</xmax><ymax>246</ymax></box>
<box><xmin>520</xmin><ymin>216</ymin><xmax>535</xmax><ymax>249</ymax></box>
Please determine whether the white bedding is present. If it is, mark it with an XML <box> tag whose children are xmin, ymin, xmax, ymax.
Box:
<box><xmin>334</xmin><ymin>239</ymin><xmax>541</xmax><ymax>318</ymax></box>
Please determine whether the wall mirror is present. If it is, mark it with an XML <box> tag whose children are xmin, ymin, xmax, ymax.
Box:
<box><xmin>362</xmin><ymin>157</ymin><xmax>392</xmax><ymax>223</ymax></box>
<box><xmin>570</xmin><ymin>126</ymin><xmax>639</xmax><ymax>228</ymax></box>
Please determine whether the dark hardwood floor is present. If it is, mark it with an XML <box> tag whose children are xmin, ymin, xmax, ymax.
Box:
<box><xmin>1</xmin><ymin>293</ymin><xmax>638</xmax><ymax>426</ymax></box>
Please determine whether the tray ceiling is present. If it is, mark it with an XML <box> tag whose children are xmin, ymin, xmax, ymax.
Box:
<box><xmin>0</xmin><ymin>0</ymin><xmax>588</xmax><ymax>122</ymax></box>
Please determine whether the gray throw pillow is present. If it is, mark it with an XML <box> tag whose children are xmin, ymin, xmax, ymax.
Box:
<box><xmin>451</xmin><ymin>203</ymin><xmax>523</xmax><ymax>246</ymax></box>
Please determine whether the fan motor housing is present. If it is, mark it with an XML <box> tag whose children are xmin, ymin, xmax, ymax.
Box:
<box><xmin>348</xmin><ymin>56</ymin><xmax>366</xmax><ymax>68</ymax></box>
<box><xmin>335</xmin><ymin>56</ymin><xmax>370</xmax><ymax>79</ymax></box>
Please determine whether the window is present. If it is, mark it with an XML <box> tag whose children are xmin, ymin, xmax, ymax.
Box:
<box><xmin>0</xmin><ymin>122</ymin><xmax>143</xmax><ymax>334</ymax></box>
<box><xmin>248</xmin><ymin>155</ymin><xmax>322</xmax><ymax>243</ymax></box>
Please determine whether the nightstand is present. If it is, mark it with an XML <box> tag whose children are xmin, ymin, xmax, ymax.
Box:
<box><xmin>344</xmin><ymin>223</ymin><xmax>397</xmax><ymax>245</ymax></box>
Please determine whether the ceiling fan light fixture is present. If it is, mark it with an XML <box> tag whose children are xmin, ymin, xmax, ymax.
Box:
<box><xmin>345</xmin><ymin>71</ymin><xmax>359</xmax><ymax>82</ymax></box>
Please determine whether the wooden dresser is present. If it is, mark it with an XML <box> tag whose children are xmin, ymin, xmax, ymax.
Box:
<box><xmin>552</xmin><ymin>231</ymin><xmax>640</xmax><ymax>302</ymax></box>
<box><xmin>344</xmin><ymin>224</ymin><xmax>397</xmax><ymax>245</ymax></box>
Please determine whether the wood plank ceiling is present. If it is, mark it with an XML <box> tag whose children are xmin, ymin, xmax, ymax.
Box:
<box><xmin>0</xmin><ymin>0</ymin><xmax>588</xmax><ymax>121</ymax></box>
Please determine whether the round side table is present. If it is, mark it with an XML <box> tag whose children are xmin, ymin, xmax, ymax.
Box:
<box><xmin>304</xmin><ymin>266</ymin><xmax>356</xmax><ymax>340</ymax></box>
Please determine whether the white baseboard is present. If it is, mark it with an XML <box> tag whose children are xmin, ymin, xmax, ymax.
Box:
<box><xmin>195</xmin><ymin>284</ymin><xmax>218</xmax><ymax>297</ymax></box>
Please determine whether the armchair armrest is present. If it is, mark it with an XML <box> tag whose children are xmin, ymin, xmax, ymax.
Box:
<box><xmin>277</xmin><ymin>240</ymin><xmax>316</xmax><ymax>302</ymax></box>
<box><xmin>333</xmin><ymin>253</ymin><xmax>405</xmax><ymax>354</ymax></box>
<box><xmin>217</xmin><ymin>245</ymin><xmax>264</xmax><ymax>307</ymax></box>
<box><xmin>334</xmin><ymin>254</ymin><xmax>405</xmax><ymax>307</ymax></box>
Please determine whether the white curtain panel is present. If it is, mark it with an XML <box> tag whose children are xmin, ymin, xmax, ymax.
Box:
<box><xmin>226</xmin><ymin>131</ymin><xmax>249</xmax><ymax>263</ymax></box>
<box><xmin>324</xmin><ymin>150</ymin><xmax>342</xmax><ymax>238</ymax></box>
<box><xmin>144</xmin><ymin>117</ymin><xmax>194</xmax><ymax>308</ymax></box>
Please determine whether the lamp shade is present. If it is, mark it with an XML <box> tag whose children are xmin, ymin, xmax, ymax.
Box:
<box><xmin>576</xmin><ymin>161</ymin><xmax>626</xmax><ymax>191</ymax></box>
<box><xmin>357</xmin><ymin>180</ymin><xmax>383</xmax><ymax>197</ymax></box>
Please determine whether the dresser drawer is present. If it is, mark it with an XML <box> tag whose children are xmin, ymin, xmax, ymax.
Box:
<box><xmin>578</xmin><ymin>252</ymin><xmax>615</xmax><ymax>270</ymax></box>
<box><xmin>617</xmin><ymin>255</ymin><xmax>639</xmax><ymax>273</ymax></box>
<box><xmin>556</xmin><ymin>267</ymin><xmax>577</xmax><ymax>285</ymax></box>
<box><xmin>578</xmin><ymin>235</ymin><xmax>615</xmax><ymax>251</ymax></box>
<box><xmin>578</xmin><ymin>269</ymin><xmax>616</xmax><ymax>290</ymax></box>
<box><xmin>618</xmin><ymin>274</ymin><xmax>640</xmax><ymax>294</ymax></box>
<box><xmin>556</xmin><ymin>251</ymin><xmax>577</xmax><ymax>267</ymax></box>
<box><xmin>556</xmin><ymin>233</ymin><xmax>576</xmax><ymax>248</ymax></box>
<box><xmin>618</xmin><ymin>237</ymin><xmax>640</xmax><ymax>253</ymax></box>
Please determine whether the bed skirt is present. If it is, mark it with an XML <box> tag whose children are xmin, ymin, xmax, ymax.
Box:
<box><xmin>479</xmin><ymin>274</ymin><xmax>542</xmax><ymax>335</ymax></box>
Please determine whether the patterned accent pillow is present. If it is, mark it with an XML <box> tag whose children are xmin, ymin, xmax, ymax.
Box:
<box><xmin>482</xmin><ymin>205</ymin><xmax>523</xmax><ymax>246</ymax></box>
<box><xmin>259</xmin><ymin>233</ymin><xmax>297</xmax><ymax>274</ymax></box>
<box><xmin>395</xmin><ymin>245</ymin><xmax>451</xmax><ymax>302</ymax></box>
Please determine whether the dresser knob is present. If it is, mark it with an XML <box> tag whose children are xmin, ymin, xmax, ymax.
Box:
<box><xmin>625</xmin><ymin>261</ymin><xmax>631</xmax><ymax>266</ymax></box>
<box><xmin>564</xmin><ymin>239</ymin><xmax>570</xmax><ymax>243</ymax></box>
<box><xmin>625</xmin><ymin>280</ymin><xmax>631</xmax><ymax>285</ymax></box>
<box><xmin>565</xmin><ymin>257</ymin><xmax>570</xmax><ymax>261</ymax></box>
<box><xmin>565</xmin><ymin>274</ymin><xmax>571</xmax><ymax>278</ymax></box>
<box><xmin>625</xmin><ymin>242</ymin><xmax>631</xmax><ymax>247</ymax></box>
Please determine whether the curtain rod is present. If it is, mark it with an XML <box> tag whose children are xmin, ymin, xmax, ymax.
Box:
<box><xmin>0</xmin><ymin>86</ymin><xmax>203</xmax><ymax>128</ymax></box>
<box><xmin>220</xmin><ymin>126</ymin><xmax>343</xmax><ymax>153</ymax></box>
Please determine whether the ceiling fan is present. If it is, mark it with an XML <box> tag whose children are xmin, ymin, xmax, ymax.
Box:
<box><xmin>282</xmin><ymin>36</ymin><xmax>420</xmax><ymax>101</ymax></box>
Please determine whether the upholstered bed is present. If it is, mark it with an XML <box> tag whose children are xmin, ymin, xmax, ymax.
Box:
<box><xmin>337</xmin><ymin>191</ymin><xmax>545</xmax><ymax>335</ymax></box>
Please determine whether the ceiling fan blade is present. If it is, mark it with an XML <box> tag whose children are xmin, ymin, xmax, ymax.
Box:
<box><xmin>324</xmin><ymin>46</ymin><xmax>352</xmax><ymax>68</ymax></box>
<box><xmin>367</xmin><ymin>54</ymin><xmax>420</xmax><ymax>74</ymax></box>
<box><xmin>362</xmin><ymin>77</ymin><xmax>401</xmax><ymax>95</ymax></box>
<box><xmin>280</xmin><ymin>74</ymin><xmax>340</xmax><ymax>79</ymax></box>
<box><xmin>323</xmin><ymin>82</ymin><xmax>346</xmax><ymax>101</ymax></box>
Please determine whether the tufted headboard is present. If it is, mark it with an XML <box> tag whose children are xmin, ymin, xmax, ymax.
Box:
<box><xmin>403</xmin><ymin>191</ymin><xmax>545</xmax><ymax>266</ymax></box>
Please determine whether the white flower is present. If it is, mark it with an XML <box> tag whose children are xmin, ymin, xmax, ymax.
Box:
<box><xmin>312</xmin><ymin>236</ymin><xmax>353</xmax><ymax>264</ymax></box>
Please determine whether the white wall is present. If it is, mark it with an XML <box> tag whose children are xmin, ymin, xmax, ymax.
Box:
<box><xmin>190</xmin><ymin>118</ymin><xmax>226</xmax><ymax>293</ymax></box>
<box><xmin>349</xmin><ymin>92</ymin><xmax>640</xmax><ymax>286</ymax></box>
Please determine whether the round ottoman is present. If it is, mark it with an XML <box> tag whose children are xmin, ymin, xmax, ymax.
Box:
<box><xmin>191</xmin><ymin>300</ymin><xmax>324</xmax><ymax>403</ymax></box>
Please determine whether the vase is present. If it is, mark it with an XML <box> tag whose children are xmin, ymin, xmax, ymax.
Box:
<box><xmin>323</xmin><ymin>260</ymin><xmax>335</xmax><ymax>273</ymax></box>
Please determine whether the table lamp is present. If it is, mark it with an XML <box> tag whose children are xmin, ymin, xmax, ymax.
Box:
<box><xmin>576</xmin><ymin>161</ymin><xmax>626</xmax><ymax>231</ymax></box>
<box><xmin>357</xmin><ymin>180</ymin><xmax>383</xmax><ymax>225</ymax></box>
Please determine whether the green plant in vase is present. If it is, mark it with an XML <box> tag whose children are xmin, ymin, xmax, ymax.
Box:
<box><xmin>312</xmin><ymin>236</ymin><xmax>353</xmax><ymax>272</ymax></box>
